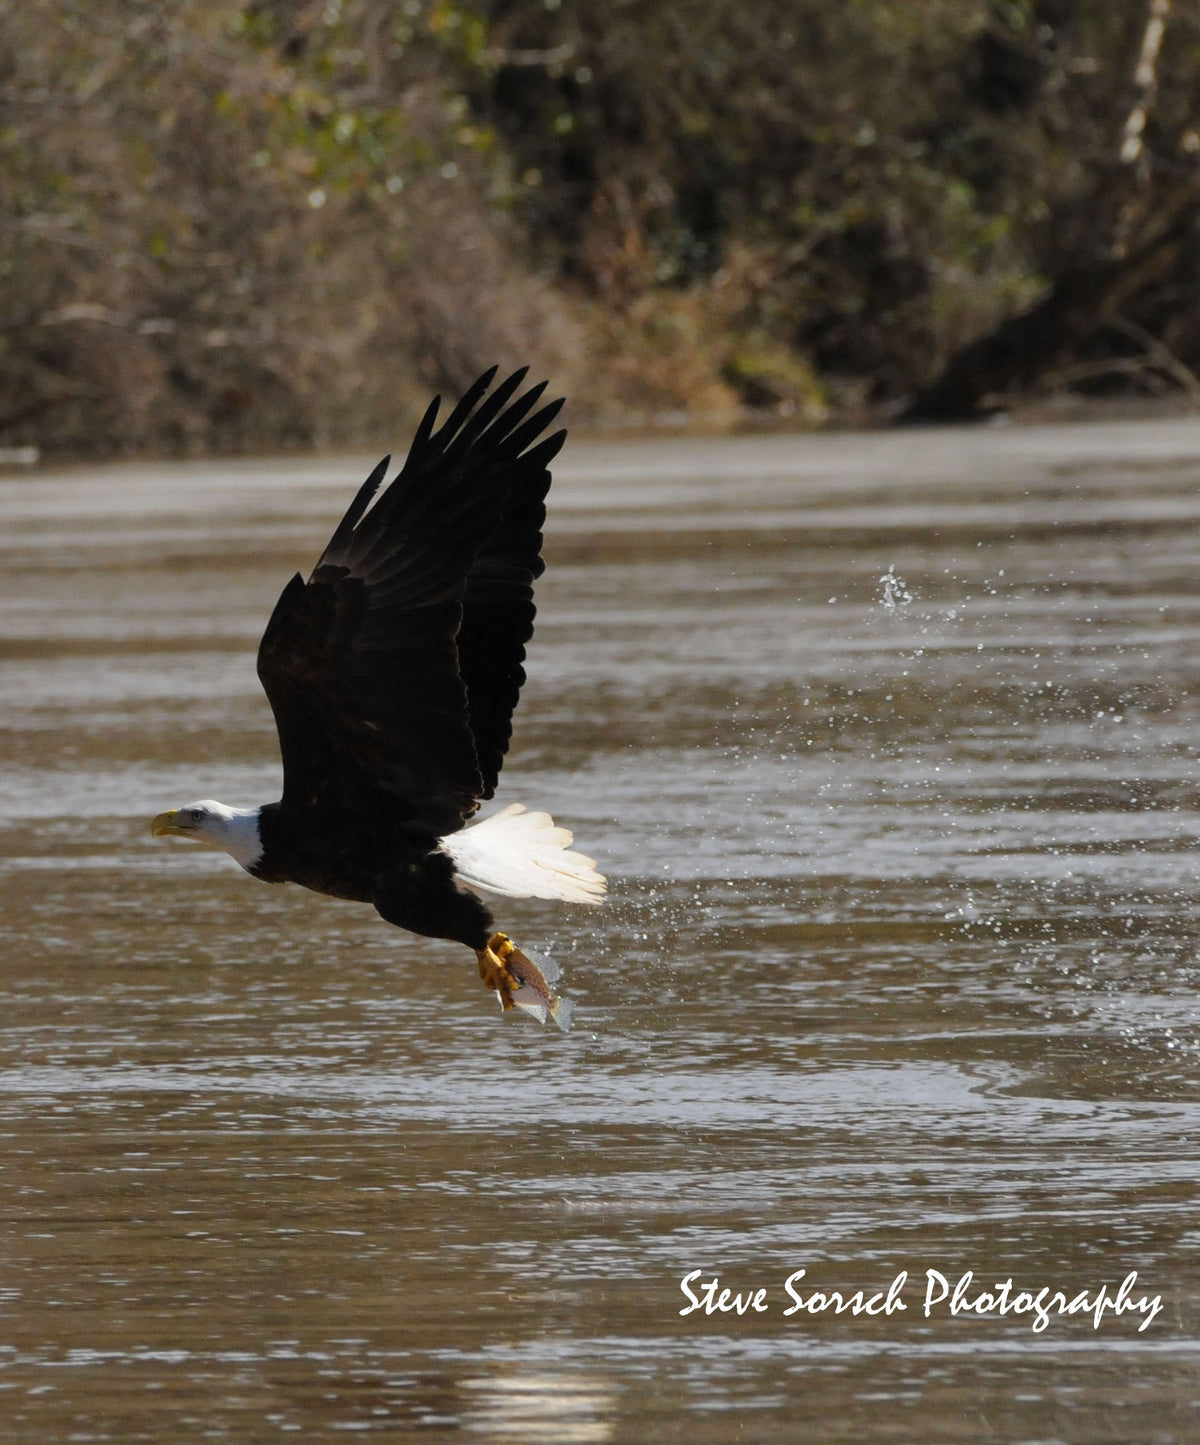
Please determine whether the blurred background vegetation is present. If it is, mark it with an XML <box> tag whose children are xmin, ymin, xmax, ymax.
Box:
<box><xmin>2</xmin><ymin>0</ymin><xmax>1199</xmax><ymax>454</ymax></box>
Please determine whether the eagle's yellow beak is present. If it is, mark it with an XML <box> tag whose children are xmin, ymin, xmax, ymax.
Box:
<box><xmin>151</xmin><ymin>810</ymin><xmax>191</xmax><ymax>839</ymax></box>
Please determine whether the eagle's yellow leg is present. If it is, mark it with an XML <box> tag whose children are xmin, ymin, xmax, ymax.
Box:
<box><xmin>476</xmin><ymin>931</ymin><xmax>558</xmax><ymax>1015</ymax></box>
<box><xmin>477</xmin><ymin>932</ymin><xmax>520</xmax><ymax>1010</ymax></box>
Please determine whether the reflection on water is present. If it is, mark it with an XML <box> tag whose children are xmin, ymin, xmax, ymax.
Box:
<box><xmin>459</xmin><ymin>1373</ymin><xmax>616</xmax><ymax>1442</ymax></box>
<box><xmin>1</xmin><ymin>417</ymin><xmax>1200</xmax><ymax>1441</ymax></box>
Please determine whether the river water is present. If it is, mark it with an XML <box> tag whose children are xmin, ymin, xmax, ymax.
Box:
<box><xmin>2</xmin><ymin>417</ymin><xmax>1199</xmax><ymax>1441</ymax></box>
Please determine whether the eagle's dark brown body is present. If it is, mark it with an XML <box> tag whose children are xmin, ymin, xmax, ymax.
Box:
<box><xmin>252</xmin><ymin>800</ymin><xmax>493</xmax><ymax>949</ymax></box>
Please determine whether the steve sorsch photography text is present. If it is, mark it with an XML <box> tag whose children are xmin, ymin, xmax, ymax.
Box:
<box><xmin>678</xmin><ymin>1268</ymin><xmax>1164</xmax><ymax>1334</ymax></box>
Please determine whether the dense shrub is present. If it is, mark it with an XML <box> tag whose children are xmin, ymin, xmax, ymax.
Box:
<box><xmin>1</xmin><ymin>1</ymin><xmax>1196</xmax><ymax>452</ymax></box>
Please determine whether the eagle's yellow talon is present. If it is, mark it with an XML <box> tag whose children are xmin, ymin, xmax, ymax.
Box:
<box><xmin>476</xmin><ymin>931</ymin><xmax>561</xmax><ymax>1020</ymax></box>
<box><xmin>476</xmin><ymin>932</ymin><xmax>519</xmax><ymax>1009</ymax></box>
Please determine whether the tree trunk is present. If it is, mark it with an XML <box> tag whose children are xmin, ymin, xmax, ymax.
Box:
<box><xmin>899</xmin><ymin>0</ymin><xmax>1183</xmax><ymax>424</ymax></box>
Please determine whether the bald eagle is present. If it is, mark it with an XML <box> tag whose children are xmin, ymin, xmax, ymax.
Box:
<box><xmin>151</xmin><ymin>367</ymin><xmax>605</xmax><ymax>1026</ymax></box>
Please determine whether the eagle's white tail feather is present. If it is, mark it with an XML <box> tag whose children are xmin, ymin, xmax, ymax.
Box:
<box><xmin>442</xmin><ymin>804</ymin><xmax>606</xmax><ymax>905</ymax></box>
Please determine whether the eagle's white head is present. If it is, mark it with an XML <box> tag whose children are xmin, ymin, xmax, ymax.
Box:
<box><xmin>151</xmin><ymin>799</ymin><xmax>263</xmax><ymax>870</ymax></box>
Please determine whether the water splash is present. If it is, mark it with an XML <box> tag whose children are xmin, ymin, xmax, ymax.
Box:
<box><xmin>877</xmin><ymin>565</ymin><xmax>914</xmax><ymax>612</ymax></box>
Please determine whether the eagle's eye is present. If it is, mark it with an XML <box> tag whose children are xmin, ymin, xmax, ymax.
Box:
<box><xmin>188</xmin><ymin>808</ymin><xmax>205</xmax><ymax>824</ymax></box>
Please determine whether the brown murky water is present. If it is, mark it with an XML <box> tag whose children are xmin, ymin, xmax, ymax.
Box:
<box><xmin>2</xmin><ymin>417</ymin><xmax>1200</xmax><ymax>1442</ymax></box>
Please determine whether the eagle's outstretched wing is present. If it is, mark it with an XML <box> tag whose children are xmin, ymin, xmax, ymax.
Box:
<box><xmin>256</xmin><ymin>368</ymin><xmax>565</xmax><ymax>837</ymax></box>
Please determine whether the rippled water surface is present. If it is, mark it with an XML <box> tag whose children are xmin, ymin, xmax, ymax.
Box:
<box><xmin>3</xmin><ymin>419</ymin><xmax>1200</xmax><ymax>1441</ymax></box>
